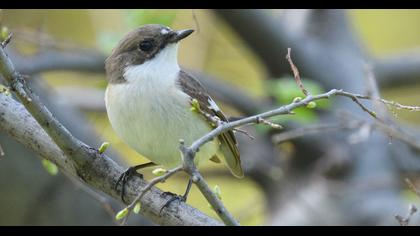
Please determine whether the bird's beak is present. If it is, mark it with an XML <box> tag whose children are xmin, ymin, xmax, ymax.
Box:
<box><xmin>170</xmin><ymin>29</ymin><xmax>194</xmax><ymax>43</ymax></box>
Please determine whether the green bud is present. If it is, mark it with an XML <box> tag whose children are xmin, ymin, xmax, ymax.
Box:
<box><xmin>1</xmin><ymin>27</ymin><xmax>8</xmax><ymax>41</ymax></box>
<box><xmin>293</xmin><ymin>97</ymin><xmax>302</xmax><ymax>103</ymax></box>
<box><xmin>98</xmin><ymin>142</ymin><xmax>110</xmax><ymax>154</ymax></box>
<box><xmin>133</xmin><ymin>202</ymin><xmax>141</xmax><ymax>214</ymax></box>
<box><xmin>0</xmin><ymin>84</ymin><xmax>9</xmax><ymax>96</ymax></box>
<box><xmin>306</xmin><ymin>101</ymin><xmax>317</xmax><ymax>109</ymax></box>
<box><xmin>371</xmin><ymin>111</ymin><xmax>377</xmax><ymax>118</ymax></box>
<box><xmin>152</xmin><ymin>168</ymin><xmax>167</xmax><ymax>176</ymax></box>
<box><xmin>213</xmin><ymin>185</ymin><xmax>222</xmax><ymax>200</ymax></box>
<box><xmin>42</xmin><ymin>159</ymin><xmax>58</xmax><ymax>176</ymax></box>
<box><xmin>115</xmin><ymin>207</ymin><xmax>129</xmax><ymax>220</ymax></box>
<box><xmin>190</xmin><ymin>99</ymin><xmax>201</xmax><ymax>113</ymax></box>
<box><xmin>270</xmin><ymin>123</ymin><xmax>283</xmax><ymax>129</ymax></box>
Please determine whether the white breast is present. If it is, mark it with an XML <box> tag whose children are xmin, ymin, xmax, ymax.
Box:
<box><xmin>105</xmin><ymin>44</ymin><xmax>219</xmax><ymax>168</ymax></box>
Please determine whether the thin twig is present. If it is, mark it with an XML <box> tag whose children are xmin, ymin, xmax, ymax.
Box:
<box><xmin>343</xmin><ymin>112</ymin><xmax>420</xmax><ymax>152</ymax></box>
<box><xmin>256</xmin><ymin>117</ymin><xmax>283</xmax><ymax>129</ymax></box>
<box><xmin>180</xmin><ymin>141</ymin><xmax>240</xmax><ymax>226</ymax></box>
<box><xmin>337</xmin><ymin>91</ymin><xmax>420</xmax><ymax>112</ymax></box>
<box><xmin>286</xmin><ymin>48</ymin><xmax>309</xmax><ymax>96</ymax></box>
<box><xmin>341</xmin><ymin>92</ymin><xmax>380</xmax><ymax>121</ymax></box>
<box><xmin>287</xmin><ymin>49</ymin><xmax>419</xmax><ymax>115</ymax></box>
<box><xmin>363</xmin><ymin>63</ymin><xmax>386</xmax><ymax>114</ymax></box>
<box><xmin>266</xmin><ymin>109</ymin><xmax>419</xmax><ymax>153</ymax></box>
<box><xmin>187</xmin><ymin>89</ymin><xmax>383</xmax><ymax>157</ymax></box>
<box><xmin>233</xmin><ymin>128</ymin><xmax>255</xmax><ymax>140</ymax></box>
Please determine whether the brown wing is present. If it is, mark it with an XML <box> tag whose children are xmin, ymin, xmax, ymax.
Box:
<box><xmin>177</xmin><ymin>70</ymin><xmax>244</xmax><ymax>178</ymax></box>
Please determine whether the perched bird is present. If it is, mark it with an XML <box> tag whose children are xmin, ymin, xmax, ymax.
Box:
<box><xmin>104</xmin><ymin>24</ymin><xmax>243</xmax><ymax>204</ymax></box>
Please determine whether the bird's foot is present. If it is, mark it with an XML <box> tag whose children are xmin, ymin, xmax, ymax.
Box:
<box><xmin>115</xmin><ymin>166</ymin><xmax>144</xmax><ymax>204</ymax></box>
<box><xmin>159</xmin><ymin>192</ymin><xmax>187</xmax><ymax>215</ymax></box>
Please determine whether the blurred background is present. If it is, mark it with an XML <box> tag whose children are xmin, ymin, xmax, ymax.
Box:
<box><xmin>0</xmin><ymin>9</ymin><xmax>419</xmax><ymax>225</ymax></box>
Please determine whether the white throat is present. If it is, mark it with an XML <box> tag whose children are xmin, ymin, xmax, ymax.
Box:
<box><xmin>123</xmin><ymin>43</ymin><xmax>180</xmax><ymax>84</ymax></box>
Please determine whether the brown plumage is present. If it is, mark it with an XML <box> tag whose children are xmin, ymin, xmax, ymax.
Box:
<box><xmin>177</xmin><ymin>70</ymin><xmax>243</xmax><ymax>178</ymax></box>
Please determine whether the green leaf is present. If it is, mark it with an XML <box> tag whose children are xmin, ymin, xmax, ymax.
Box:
<box><xmin>115</xmin><ymin>207</ymin><xmax>129</xmax><ymax>220</ymax></box>
<box><xmin>42</xmin><ymin>159</ymin><xmax>58</xmax><ymax>176</ymax></box>
<box><xmin>133</xmin><ymin>202</ymin><xmax>141</xmax><ymax>214</ymax></box>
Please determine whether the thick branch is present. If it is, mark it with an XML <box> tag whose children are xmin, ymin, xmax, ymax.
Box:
<box><xmin>0</xmin><ymin>93</ymin><xmax>222</xmax><ymax>226</ymax></box>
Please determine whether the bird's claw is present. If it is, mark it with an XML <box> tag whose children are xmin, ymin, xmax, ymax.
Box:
<box><xmin>159</xmin><ymin>193</ymin><xmax>186</xmax><ymax>215</ymax></box>
<box><xmin>115</xmin><ymin>167</ymin><xmax>144</xmax><ymax>204</ymax></box>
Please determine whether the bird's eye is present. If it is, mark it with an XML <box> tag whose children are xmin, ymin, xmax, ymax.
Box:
<box><xmin>139</xmin><ymin>40</ymin><xmax>154</xmax><ymax>52</ymax></box>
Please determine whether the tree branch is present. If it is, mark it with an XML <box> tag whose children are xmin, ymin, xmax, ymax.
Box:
<box><xmin>179</xmin><ymin>141</ymin><xmax>240</xmax><ymax>226</ymax></box>
<box><xmin>0</xmin><ymin>92</ymin><xmax>222</xmax><ymax>226</ymax></box>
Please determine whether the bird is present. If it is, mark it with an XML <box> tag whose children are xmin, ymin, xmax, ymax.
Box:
<box><xmin>104</xmin><ymin>24</ymin><xmax>243</xmax><ymax>205</ymax></box>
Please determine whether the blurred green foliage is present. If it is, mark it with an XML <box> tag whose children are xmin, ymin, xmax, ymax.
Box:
<box><xmin>266</xmin><ymin>78</ymin><xmax>329</xmax><ymax>110</ymax></box>
<box><xmin>255</xmin><ymin>78</ymin><xmax>330</xmax><ymax>134</ymax></box>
